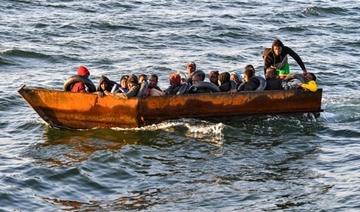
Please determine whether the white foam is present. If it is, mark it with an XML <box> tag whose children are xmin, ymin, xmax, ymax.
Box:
<box><xmin>111</xmin><ymin>119</ymin><xmax>226</xmax><ymax>146</ymax></box>
<box><xmin>184</xmin><ymin>122</ymin><xmax>225</xmax><ymax>146</ymax></box>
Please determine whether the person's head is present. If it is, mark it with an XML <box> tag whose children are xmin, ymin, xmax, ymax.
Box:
<box><xmin>119</xmin><ymin>75</ymin><xmax>129</xmax><ymax>89</ymax></box>
<box><xmin>208</xmin><ymin>70</ymin><xmax>219</xmax><ymax>85</ymax></box>
<box><xmin>127</xmin><ymin>74</ymin><xmax>138</xmax><ymax>89</ymax></box>
<box><xmin>191</xmin><ymin>70</ymin><xmax>205</xmax><ymax>83</ymax></box>
<box><xmin>218</xmin><ymin>72</ymin><xmax>230</xmax><ymax>85</ymax></box>
<box><xmin>272</xmin><ymin>39</ymin><xmax>284</xmax><ymax>56</ymax></box>
<box><xmin>139</xmin><ymin>74</ymin><xmax>148</xmax><ymax>83</ymax></box>
<box><xmin>149</xmin><ymin>74</ymin><xmax>159</xmax><ymax>87</ymax></box>
<box><xmin>77</xmin><ymin>65</ymin><xmax>90</xmax><ymax>78</ymax></box>
<box><xmin>245</xmin><ymin>64</ymin><xmax>256</xmax><ymax>75</ymax></box>
<box><xmin>230</xmin><ymin>71</ymin><xmax>240</xmax><ymax>83</ymax></box>
<box><xmin>265</xmin><ymin>67</ymin><xmax>277</xmax><ymax>80</ymax></box>
<box><xmin>169</xmin><ymin>72</ymin><xmax>181</xmax><ymax>87</ymax></box>
<box><xmin>243</xmin><ymin>68</ymin><xmax>255</xmax><ymax>82</ymax></box>
<box><xmin>304</xmin><ymin>72</ymin><xmax>316</xmax><ymax>82</ymax></box>
<box><xmin>99</xmin><ymin>75</ymin><xmax>110</xmax><ymax>91</ymax></box>
<box><xmin>186</xmin><ymin>62</ymin><xmax>196</xmax><ymax>75</ymax></box>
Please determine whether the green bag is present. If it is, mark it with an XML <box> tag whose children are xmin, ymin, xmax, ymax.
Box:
<box><xmin>276</xmin><ymin>63</ymin><xmax>290</xmax><ymax>77</ymax></box>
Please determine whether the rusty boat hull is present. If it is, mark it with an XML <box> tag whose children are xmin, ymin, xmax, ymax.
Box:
<box><xmin>18</xmin><ymin>85</ymin><xmax>323</xmax><ymax>129</ymax></box>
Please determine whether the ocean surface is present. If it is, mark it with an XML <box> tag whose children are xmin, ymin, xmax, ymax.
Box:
<box><xmin>1</xmin><ymin>0</ymin><xmax>359</xmax><ymax>211</ymax></box>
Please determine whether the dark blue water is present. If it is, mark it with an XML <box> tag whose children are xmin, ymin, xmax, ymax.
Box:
<box><xmin>1</xmin><ymin>0</ymin><xmax>359</xmax><ymax>211</ymax></box>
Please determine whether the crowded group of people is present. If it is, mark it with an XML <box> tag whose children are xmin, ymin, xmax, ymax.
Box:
<box><xmin>64</xmin><ymin>39</ymin><xmax>318</xmax><ymax>98</ymax></box>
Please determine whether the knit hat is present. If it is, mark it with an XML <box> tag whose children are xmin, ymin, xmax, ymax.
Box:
<box><xmin>77</xmin><ymin>65</ymin><xmax>90</xmax><ymax>77</ymax></box>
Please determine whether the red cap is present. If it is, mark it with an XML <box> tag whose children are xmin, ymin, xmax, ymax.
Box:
<box><xmin>77</xmin><ymin>65</ymin><xmax>90</xmax><ymax>77</ymax></box>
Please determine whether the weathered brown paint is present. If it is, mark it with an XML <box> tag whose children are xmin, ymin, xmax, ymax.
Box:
<box><xmin>18</xmin><ymin>85</ymin><xmax>322</xmax><ymax>129</ymax></box>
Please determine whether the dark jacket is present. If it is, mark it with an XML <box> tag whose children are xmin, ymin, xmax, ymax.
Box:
<box><xmin>190</xmin><ymin>81</ymin><xmax>220</xmax><ymax>93</ymax></box>
<box><xmin>164</xmin><ymin>85</ymin><xmax>181</xmax><ymax>95</ymax></box>
<box><xmin>264</xmin><ymin>46</ymin><xmax>306</xmax><ymax>75</ymax></box>
<box><xmin>265</xmin><ymin>78</ymin><xmax>283</xmax><ymax>90</ymax></box>
<box><xmin>237</xmin><ymin>77</ymin><xmax>260</xmax><ymax>91</ymax></box>
<box><xmin>124</xmin><ymin>85</ymin><xmax>140</xmax><ymax>98</ymax></box>
<box><xmin>219</xmin><ymin>81</ymin><xmax>237</xmax><ymax>92</ymax></box>
<box><xmin>218</xmin><ymin>72</ymin><xmax>233</xmax><ymax>92</ymax></box>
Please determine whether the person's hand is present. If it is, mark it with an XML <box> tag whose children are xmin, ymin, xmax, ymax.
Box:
<box><xmin>98</xmin><ymin>91</ymin><xmax>105</xmax><ymax>97</ymax></box>
<box><xmin>303</xmin><ymin>69</ymin><xmax>308</xmax><ymax>75</ymax></box>
<box><xmin>104</xmin><ymin>90</ymin><xmax>110</xmax><ymax>96</ymax></box>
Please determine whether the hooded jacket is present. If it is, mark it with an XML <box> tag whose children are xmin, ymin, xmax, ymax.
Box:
<box><xmin>263</xmin><ymin>42</ymin><xmax>306</xmax><ymax>75</ymax></box>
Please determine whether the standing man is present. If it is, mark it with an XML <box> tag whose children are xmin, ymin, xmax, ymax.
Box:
<box><xmin>263</xmin><ymin>39</ymin><xmax>308</xmax><ymax>78</ymax></box>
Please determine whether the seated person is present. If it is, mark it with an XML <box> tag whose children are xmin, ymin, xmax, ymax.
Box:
<box><xmin>244</xmin><ymin>64</ymin><xmax>256</xmax><ymax>75</ymax></box>
<box><xmin>237</xmin><ymin>68</ymin><xmax>260</xmax><ymax>91</ymax></box>
<box><xmin>164</xmin><ymin>72</ymin><xmax>182</xmax><ymax>95</ymax></box>
<box><xmin>218</xmin><ymin>72</ymin><xmax>237</xmax><ymax>92</ymax></box>
<box><xmin>137</xmin><ymin>74</ymin><xmax>149</xmax><ymax>97</ymax></box>
<box><xmin>148</xmin><ymin>74</ymin><xmax>164</xmax><ymax>96</ymax></box>
<box><xmin>189</xmin><ymin>70</ymin><xmax>220</xmax><ymax>93</ymax></box>
<box><xmin>115</xmin><ymin>75</ymin><xmax>140</xmax><ymax>99</ymax></box>
<box><xmin>97</xmin><ymin>75</ymin><xmax>119</xmax><ymax>96</ymax></box>
<box><xmin>265</xmin><ymin>68</ymin><xmax>283</xmax><ymax>90</ymax></box>
<box><xmin>282</xmin><ymin>72</ymin><xmax>318</xmax><ymax>92</ymax></box>
<box><xmin>208</xmin><ymin>70</ymin><xmax>219</xmax><ymax>86</ymax></box>
<box><xmin>185</xmin><ymin>61</ymin><xmax>197</xmax><ymax>84</ymax></box>
<box><xmin>65</xmin><ymin>65</ymin><xmax>95</xmax><ymax>93</ymax></box>
<box><xmin>230</xmin><ymin>71</ymin><xmax>242</xmax><ymax>88</ymax></box>
<box><xmin>117</xmin><ymin>75</ymin><xmax>129</xmax><ymax>93</ymax></box>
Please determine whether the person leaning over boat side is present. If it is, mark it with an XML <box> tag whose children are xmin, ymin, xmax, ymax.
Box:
<box><xmin>97</xmin><ymin>75</ymin><xmax>119</xmax><ymax>96</ymax></box>
<box><xmin>218</xmin><ymin>72</ymin><xmax>237</xmax><ymax>92</ymax></box>
<box><xmin>237</xmin><ymin>67</ymin><xmax>260</xmax><ymax>91</ymax></box>
<box><xmin>69</xmin><ymin>65</ymin><xmax>95</xmax><ymax>93</ymax></box>
<box><xmin>265</xmin><ymin>68</ymin><xmax>283</xmax><ymax>90</ymax></box>
<box><xmin>114</xmin><ymin>74</ymin><xmax>140</xmax><ymax>99</ymax></box>
<box><xmin>263</xmin><ymin>39</ymin><xmax>308</xmax><ymax>78</ymax></box>
<box><xmin>148</xmin><ymin>74</ymin><xmax>165</xmax><ymax>96</ymax></box>
<box><xmin>282</xmin><ymin>72</ymin><xmax>318</xmax><ymax>92</ymax></box>
<box><xmin>164</xmin><ymin>72</ymin><xmax>182</xmax><ymax>95</ymax></box>
<box><xmin>208</xmin><ymin>70</ymin><xmax>219</xmax><ymax>86</ymax></box>
<box><xmin>299</xmin><ymin>72</ymin><xmax>317</xmax><ymax>92</ymax></box>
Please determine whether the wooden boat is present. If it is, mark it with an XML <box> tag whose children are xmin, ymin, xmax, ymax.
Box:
<box><xmin>18</xmin><ymin>85</ymin><xmax>323</xmax><ymax>129</ymax></box>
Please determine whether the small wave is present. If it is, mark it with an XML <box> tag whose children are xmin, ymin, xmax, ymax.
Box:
<box><xmin>34</xmin><ymin>23</ymin><xmax>48</xmax><ymax>28</ymax></box>
<box><xmin>89</xmin><ymin>21</ymin><xmax>138</xmax><ymax>31</ymax></box>
<box><xmin>0</xmin><ymin>49</ymin><xmax>78</xmax><ymax>63</ymax></box>
<box><xmin>1</xmin><ymin>49</ymin><xmax>51</xmax><ymax>59</ymax></box>
<box><xmin>303</xmin><ymin>6</ymin><xmax>348</xmax><ymax>16</ymax></box>
<box><xmin>279</xmin><ymin>26</ymin><xmax>307</xmax><ymax>32</ymax></box>
<box><xmin>0</xmin><ymin>57</ymin><xmax>16</xmax><ymax>66</ymax></box>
